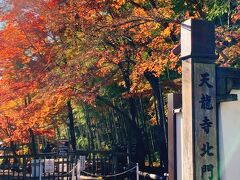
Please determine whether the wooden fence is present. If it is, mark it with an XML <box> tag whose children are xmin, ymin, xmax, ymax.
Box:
<box><xmin>0</xmin><ymin>150</ymin><xmax>131</xmax><ymax>179</ymax></box>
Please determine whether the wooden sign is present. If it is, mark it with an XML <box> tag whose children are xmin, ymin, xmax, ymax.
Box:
<box><xmin>181</xmin><ymin>19</ymin><xmax>219</xmax><ymax>180</ymax></box>
<box><xmin>78</xmin><ymin>156</ymin><xmax>86</xmax><ymax>170</ymax></box>
<box><xmin>58</xmin><ymin>139</ymin><xmax>69</xmax><ymax>156</ymax></box>
<box><xmin>194</xmin><ymin>63</ymin><xmax>218</xmax><ymax>179</ymax></box>
<box><xmin>44</xmin><ymin>159</ymin><xmax>55</xmax><ymax>173</ymax></box>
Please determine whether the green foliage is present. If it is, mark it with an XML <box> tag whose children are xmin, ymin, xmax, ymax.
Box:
<box><xmin>206</xmin><ymin>0</ymin><xmax>229</xmax><ymax>20</ymax></box>
<box><xmin>99</xmin><ymin>84</ymin><xmax>124</xmax><ymax>100</ymax></box>
<box><xmin>73</xmin><ymin>105</ymin><xmax>86</xmax><ymax>126</ymax></box>
<box><xmin>76</xmin><ymin>137</ymin><xmax>88</xmax><ymax>149</ymax></box>
<box><xmin>172</xmin><ymin>0</ymin><xmax>190</xmax><ymax>14</ymax></box>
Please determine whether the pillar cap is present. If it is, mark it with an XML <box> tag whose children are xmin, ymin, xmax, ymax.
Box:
<box><xmin>180</xmin><ymin>19</ymin><xmax>216</xmax><ymax>61</ymax></box>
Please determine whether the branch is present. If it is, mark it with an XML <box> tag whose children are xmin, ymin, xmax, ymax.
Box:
<box><xmin>96</xmin><ymin>96</ymin><xmax>131</xmax><ymax>120</ymax></box>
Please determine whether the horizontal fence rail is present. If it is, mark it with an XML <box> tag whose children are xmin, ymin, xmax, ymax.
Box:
<box><xmin>0</xmin><ymin>151</ymin><xmax>133</xmax><ymax>179</ymax></box>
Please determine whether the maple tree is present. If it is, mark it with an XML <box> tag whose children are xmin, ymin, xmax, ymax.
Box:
<box><xmin>0</xmin><ymin>0</ymin><xmax>108</xmax><ymax>159</ymax></box>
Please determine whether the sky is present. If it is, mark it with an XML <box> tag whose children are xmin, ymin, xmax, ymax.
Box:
<box><xmin>0</xmin><ymin>0</ymin><xmax>6</xmax><ymax>30</ymax></box>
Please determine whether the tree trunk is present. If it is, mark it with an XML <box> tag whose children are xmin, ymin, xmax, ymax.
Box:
<box><xmin>119</xmin><ymin>61</ymin><xmax>146</xmax><ymax>169</ymax></box>
<box><xmin>128</xmin><ymin>97</ymin><xmax>146</xmax><ymax>168</ymax></box>
<box><xmin>67</xmin><ymin>100</ymin><xmax>77</xmax><ymax>151</ymax></box>
<box><xmin>144</xmin><ymin>71</ymin><xmax>168</xmax><ymax>171</ymax></box>
<box><xmin>29</xmin><ymin>129</ymin><xmax>37</xmax><ymax>157</ymax></box>
<box><xmin>10</xmin><ymin>142</ymin><xmax>18</xmax><ymax>163</ymax></box>
<box><xmin>83</xmin><ymin>105</ymin><xmax>95</xmax><ymax>150</ymax></box>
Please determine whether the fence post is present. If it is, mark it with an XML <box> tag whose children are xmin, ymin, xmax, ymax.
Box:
<box><xmin>136</xmin><ymin>163</ymin><xmax>139</xmax><ymax>180</ymax></box>
<box><xmin>77</xmin><ymin>159</ymin><xmax>81</xmax><ymax>180</ymax></box>
<box><xmin>39</xmin><ymin>161</ymin><xmax>42</xmax><ymax>180</ymax></box>
<box><xmin>167</xmin><ymin>93</ymin><xmax>182</xmax><ymax>180</ymax></box>
<box><xmin>22</xmin><ymin>156</ymin><xmax>27</xmax><ymax>178</ymax></box>
<box><xmin>72</xmin><ymin>166</ymin><xmax>75</xmax><ymax>179</ymax></box>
